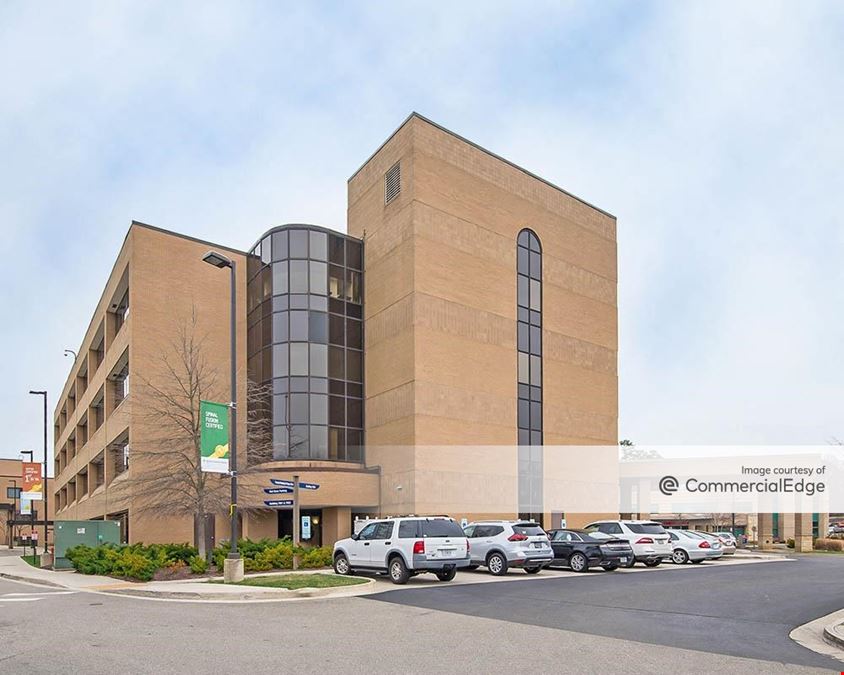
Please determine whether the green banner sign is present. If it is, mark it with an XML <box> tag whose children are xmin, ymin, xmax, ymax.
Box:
<box><xmin>200</xmin><ymin>400</ymin><xmax>230</xmax><ymax>474</ymax></box>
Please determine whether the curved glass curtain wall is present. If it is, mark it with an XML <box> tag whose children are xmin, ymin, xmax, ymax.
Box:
<box><xmin>517</xmin><ymin>228</ymin><xmax>543</xmax><ymax>522</ymax></box>
<box><xmin>247</xmin><ymin>226</ymin><xmax>364</xmax><ymax>462</ymax></box>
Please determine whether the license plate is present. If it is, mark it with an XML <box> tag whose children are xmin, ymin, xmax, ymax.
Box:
<box><xmin>533</xmin><ymin>542</ymin><xmax>544</xmax><ymax>548</ymax></box>
<box><xmin>620</xmin><ymin>557</ymin><xmax>628</xmax><ymax>563</ymax></box>
<box><xmin>438</xmin><ymin>548</ymin><xmax>456</xmax><ymax>557</ymax></box>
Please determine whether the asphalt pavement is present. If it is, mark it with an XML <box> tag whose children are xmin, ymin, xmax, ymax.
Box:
<box><xmin>0</xmin><ymin>557</ymin><xmax>842</xmax><ymax>674</ymax></box>
<box><xmin>367</xmin><ymin>555</ymin><xmax>844</xmax><ymax>670</ymax></box>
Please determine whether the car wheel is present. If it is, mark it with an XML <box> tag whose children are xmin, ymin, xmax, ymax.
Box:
<box><xmin>487</xmin><ymin>552</ymin><xmax>508</xmax><ymax>576</ymax></box>
<box><xmin>601</xmin><ymin>564</ymin><xmax>619</xmax><ymax>571</ymax></box>
<box><xmin>388</xmin><ymin>556</ymin><xmax>410</xmax><ymax>584</ymax></box>
<box><xmin>569</xmin><ymin>552</ymin><xmax>589</xmax><ymax>573</ymax></box>
<box><xmin>333</xmin><ymin>552</ymin><xmax>351</xmax><ymax>576</ymax></box>
<box><xmin>435</xmin><ymin>567</ymin><xmax>457</xmax><ymax>582</ymax></box>
<box><xmin>672</xmin><ymin>549</ymin><xmax>689</xmax><ymax>565</ymax></box>
<box><xmin>524</xmin><ymin>566</ymin><xmax>542</xmax><ymax>574</ymax></box>
<box><xmin>644</xmin><ymin>559</ymin><xmax>661</xmax><ymax>567</ymax></box>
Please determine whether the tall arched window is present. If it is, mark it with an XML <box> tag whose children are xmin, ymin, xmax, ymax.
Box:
<box><xmin>517</xmin><ymin>228</ymin><xmax>542</xmax><ymax>522</ymax></box>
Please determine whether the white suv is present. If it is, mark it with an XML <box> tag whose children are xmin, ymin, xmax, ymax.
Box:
<box><xmin>583</xmin><ymin>520</ymin><xmax>672</xmax><ymax>567</ymax></box>
<box><xmin>333</xmin><ymin>517</ymin><xmax>470</xmax><ymax>584</ymax></box>
<box><xmin>463</xmin><ymin>520</ymin><xmax>553</xmax><ymax>575</ymax></box>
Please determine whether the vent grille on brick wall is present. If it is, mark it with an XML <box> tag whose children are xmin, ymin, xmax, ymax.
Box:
<box><xmin>385</xmin><ymin>162</ymin><xmax>401</xmax><ymax>204</ymax></box>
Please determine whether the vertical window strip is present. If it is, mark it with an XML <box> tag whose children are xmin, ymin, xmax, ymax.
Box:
<box><xmin>517</xmin><ymin>229</ymin><xmax>543</xmax><ymax>523</ymax></box>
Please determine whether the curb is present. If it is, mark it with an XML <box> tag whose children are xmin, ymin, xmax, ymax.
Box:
<box><xmin>97</xmin><ymin>576</ymin><xmax>375</xmax><ymax>602</ymax></box>
<box><xmin>823</xmin><ymin>622</ymin><xmax>844</xmax><ymax>650</ymax></box>
<box><xmin>0</xmin><ymin>571</ymin><xmax>66</xmax><ymax>589</ymax></box>
<box><xmin>1</xmin><ymin>566</ymin><xmax>375</xmax><ymax>602</ymax></box>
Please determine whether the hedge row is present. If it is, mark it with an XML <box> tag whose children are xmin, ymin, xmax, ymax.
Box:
<box><xmin>66</xmin><ymin>538</ymin><xmax>333</xmax><ymax>581</ymax></box>
<box><xmin>813</xmin><ymin>538</ymin><xmax>844</xmax><ymax>551</ymax></box>
<box><xmin>65</xmin><ymin>542</ymin><xmax>200</xmax><ymax>581</ymax></box>
<box><xmin>211</xmin><ymin>538</ymin><xmax>333</xmax><ymax>572</ymax></box>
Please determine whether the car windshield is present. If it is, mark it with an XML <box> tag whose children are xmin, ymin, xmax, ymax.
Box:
<box><xmin>585</xmin><ymin>531</ymin><xmax>612</xmax><ymax>540</ymax></box>
<box><xmin>682</xmin><ymin>531</ymin><xmax>704</xmax><ymax>539</ymax></box>
<box><xmin>421</xmin><ymin>519</ymin><xmax>465</xmax><ymax>537</ymax></box>
<box><xmin>513</xmin><ymin>523</ymin><xmax>546</xmax><ymax>536</ymax></box>
<box><xmin>626</xmin><ymin>523</ymin><xmax>666</xmax><ymax>535</ymax></box>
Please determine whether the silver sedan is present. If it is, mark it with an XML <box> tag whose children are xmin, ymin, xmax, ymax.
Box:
<box><xmin>695</xmin><ymin>530</ymin><xmax>736</xmax><ymax>555</ymax></box>
<box><xmin>666</xmin><ymin>529</ymin><xmax>724</xmax><ymax>564</ymax></box>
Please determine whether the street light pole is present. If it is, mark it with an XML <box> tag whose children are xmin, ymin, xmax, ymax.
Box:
<box><xmin>29</xmin><ymin>390</ymin><xmax>48</xmax><ymax>553</ymax></box>
<box><xmin>201</xmin><ymin>251</ymin><xmax>240</xmax><ymax>569</ymax></box>
<box><xmin>8</xmin><ymin>480</ymin><xmax>17</xmax><ymax>549</ymax></box>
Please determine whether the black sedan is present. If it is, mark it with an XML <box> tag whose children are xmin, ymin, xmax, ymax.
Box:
<box><xmin>546</xmin><ymin>529</ymin><xmax>634</xmax><ymax>572</ymax></box>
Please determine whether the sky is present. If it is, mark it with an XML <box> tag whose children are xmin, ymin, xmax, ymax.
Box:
<box><xmin>1</xmin><ymin>1</ymin><xmax>842</xmax><ymax>463</ymax></box>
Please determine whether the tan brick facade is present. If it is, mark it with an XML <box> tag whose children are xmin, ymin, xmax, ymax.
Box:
<box><xmin>349</xmin><ymin>114</ymin><xmax>619</xmax><ymax>526</ymax></box>
<box><xmin>52</xmin><ymin>114</ymin><xmax>621</xmax><ymax>546</ymax></box>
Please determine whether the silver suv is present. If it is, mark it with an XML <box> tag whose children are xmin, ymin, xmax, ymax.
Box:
<box><xmin>463</xmin><ymin>520</ymin><xmax>553</xmax><ymax>575</ymax></box>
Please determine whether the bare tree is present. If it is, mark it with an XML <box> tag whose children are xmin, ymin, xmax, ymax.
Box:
<box><xmin>619</xmin><ymin>439</ymin><xmax>662</xmax><ymax>461</ymax></box>
<box><xmin>112</xmin><ymin>310</ymin><xmax>274</xmax><ymax>559</ymax></box>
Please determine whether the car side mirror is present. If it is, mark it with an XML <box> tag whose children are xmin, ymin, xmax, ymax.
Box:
<box><xmin>351</xmin><ymin>533</ymin><xmax>359</xmax><ymax>541</ymax></box>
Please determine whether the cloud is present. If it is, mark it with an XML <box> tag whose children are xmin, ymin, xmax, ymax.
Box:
<box><xmin>1</xmin><ymin>2</ymin><xmax>842</xmax><ymax>462</ymax></box>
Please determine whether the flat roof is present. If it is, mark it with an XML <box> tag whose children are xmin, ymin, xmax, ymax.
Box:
<box><xmin>348</xmin><ymin>112</ymin><xmax>615</xmax><ymax>220</ymax></box>
<box><xmin>130</xmin><ymin>220</ymin><xmax>248</xmax><ymax>256</ymax></box>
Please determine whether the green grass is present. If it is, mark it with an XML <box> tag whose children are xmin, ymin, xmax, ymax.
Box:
<box><xmin>212</xmin><ymin>573</ymin><xmax>367</xmax><ymax>589</ymax></box>
<box><xmin>21</xmin><ymin>555</ymin><xmax>40</xmax><ymax>568</ymax></box>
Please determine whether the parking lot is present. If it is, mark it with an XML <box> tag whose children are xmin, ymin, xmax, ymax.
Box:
<box><xmin>2</xmin><ymin>553</ymin><xmax>841</xmax><ymax>673</ymax></box>
<box><xmin>365</xmin><ymin>554</ymin><xmax>843</xmax><ymax>671</ymax></box>
<box><xmin>359</xmin><ymin>551</ymin><xmax>788</xmax><ymax>589</ymax></box>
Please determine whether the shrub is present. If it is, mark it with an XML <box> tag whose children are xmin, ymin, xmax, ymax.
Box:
<box><xmin>815</xmin><ymin>538</ymin><xmax>844</xmax><ymax>552</ymax></box>
<box><xmin>111</xmin><ymin>550</ymin><xmax>158</xmax><ymax>581</ymax></box>
<box><xmin>65</xmin><ymin>542</ymin><xmax>197</xmax><ymax>581</ymax></box>
<box><xmin>299</xmin><ymin>546</ymin><xmax>333</xmax><ymax>569</ymax></box>
<box><xmin>189</xmin><ymin>555</ymin><xmax>208</xmax><ymax>574</ymax></box>
<box><xmin>787</xmin><ymin>539</ymin><xmax>795</xmax><ymax>549</ymax></box>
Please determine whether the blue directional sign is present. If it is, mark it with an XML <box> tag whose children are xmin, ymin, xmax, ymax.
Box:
<box><xmin>264</xmin><ymin>499</ymin><xmax>294</xmax><ymax>507</ymax></box>
<box><xmin>264</xmin><ymin>487</ymin><xmax>293</xmax><ymax>495</ymax></box>
<box><xmin>270</xmin><ymin>479</ymin><xmax>320</xmax><ymax>490</ymax></box>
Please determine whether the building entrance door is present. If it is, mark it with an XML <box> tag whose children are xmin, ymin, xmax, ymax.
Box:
<box><xmin>278</xmin><ymin>509</ymin><xmax>323</xmax><ymax>546</ymax></box>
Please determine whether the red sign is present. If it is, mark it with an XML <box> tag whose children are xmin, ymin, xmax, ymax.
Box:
<box><xmin>21</xmin><ymin>462</ymin><xmax>42</xmax><ymax>501</ymax></box>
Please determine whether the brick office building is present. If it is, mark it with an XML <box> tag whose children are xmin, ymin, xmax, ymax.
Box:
<box><xmin>52</xmin><ymin>114</ymin><xmax>618</xmax><ymax>547</ymax></box>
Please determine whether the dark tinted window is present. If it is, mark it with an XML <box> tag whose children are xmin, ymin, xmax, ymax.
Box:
<box><xmin>626</xmin><ymin>523</ymin><xmax>666</xmax><ymax>535</ymax></box>
<box><xmin>373</xmin><ymin>522</ymin><xmax>394</xmax><ymax>539</ymax></box>
<box><xmin>421</xmin><ymin>520</ymin><xmax>465</xmax><ymax>538</ymax></box>
<box><xmin>398</xmin><ymin>521</ymin><xmax>420</xmax><ymax>538</ymax></box>
<box><xmin>512</xmin><ymin>524</ymin><xmax>546</xmax><ymax>536</ymax></box>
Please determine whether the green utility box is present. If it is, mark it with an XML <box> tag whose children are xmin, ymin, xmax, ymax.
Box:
<box><xmin>53</xmin><ymin>520</ymin><xmax>122</xmax><ymax>569</ymax></box>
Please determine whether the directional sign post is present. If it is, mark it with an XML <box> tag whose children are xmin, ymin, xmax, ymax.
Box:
<box><xmin>264</xmin><ymin>500</ymin><xmax>294</xmax><ymax>508</ymax></box>
<box><xmin>270</xmin><ymin>479</ymin><xmax>320</xmax><ymax>490</ymax></box>
<box><xmin>264</xmin><ymin>487</ymin><xmax>293</xmax><ymax>495</ymax></box>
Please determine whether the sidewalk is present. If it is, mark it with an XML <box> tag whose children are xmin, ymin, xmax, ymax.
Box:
<box><xmin>0</xmin><ymin>554</ymin><xmax>374</xmax><ymax>602</ymax></box>
<box><xmin>733</xmin><ymin>548</ymin><xmax>792</xmax><ymax>559</ymax></box>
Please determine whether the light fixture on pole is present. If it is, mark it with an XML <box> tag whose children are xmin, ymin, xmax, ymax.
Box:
<box><xmin>201</xmin><ymin>250</ymin><xmax>241</xmax><ymax>578</ymax></box>
<box><xmin>63</xmin><ymin>349</ymin><xmax>77</xmax><ymax>360</ymax></box>
<box><xmin>29</xmin><ymin>390</ymin><xmax>48</xmax><ymax>554</ymax></box>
